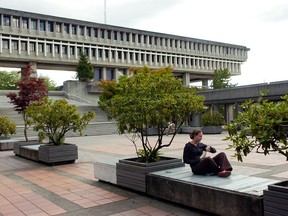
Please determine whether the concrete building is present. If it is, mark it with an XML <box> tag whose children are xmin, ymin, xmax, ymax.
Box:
<box><xmin>0</xmin><ymin>7</ymin><xmax>249</xmax><ymax>86</ymax></box>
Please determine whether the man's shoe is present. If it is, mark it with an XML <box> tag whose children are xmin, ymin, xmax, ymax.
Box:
<box><xmin>218</xmin><ymin>170</ymin><xmax>231</xmax><ymax>177</ymax></box>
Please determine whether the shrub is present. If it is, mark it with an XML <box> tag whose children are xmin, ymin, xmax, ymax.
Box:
<box><xmin>201</xmin><ymin>110</ymin><xmax>225</xmax><ymax>126</ymax></box>
<box><xmin>0</xmin><ymin>115</ymin><xmax>16</xmax><ymax>137</ymax></box>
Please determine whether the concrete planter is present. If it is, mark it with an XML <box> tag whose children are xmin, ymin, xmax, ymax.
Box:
<box><xmin>0</xmin><ymin>138</ymin><xmax>16</xmax><ymax>151</ymax></box>
<box><xmin>202</xmin><ymin>126</ymin><xmax>223</xmax><ymax>134</ymax></box>
<box><xmin>13</xmin><ymin>140</ymin><xmax>39</xmax><ymax>155</ymax></box>
<box><xmin>142</xmin><ymin>128</ymin><xmax>159</xmax><ymax>136</ymax></box>
<box><xmin>263</xmin><ymin>180</ymin><xmax>288</xmax><ymax>216</ymax></box>
<box><xmin>38</xmin><ymin>143</ymin><xmax>78</xmax><ymax>164</ymax></box>
<box><xmin>116</xmin><ymin>157</ymin><xmax>184</xmax><ymax>193</ymax></box>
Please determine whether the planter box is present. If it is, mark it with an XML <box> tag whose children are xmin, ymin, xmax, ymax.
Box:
<box><xmin>202</xmin><ymin>126</ymin><xmax>223</xmax><ymax>134</ymax></box>
<box><xmin>38</xmin><ymin>143</ymin><xmax>78</xmax><ymax>164</ymax></box>
<box><xmin>13</xmin><ymin>140</ymin><xmax>39</xmax><ymax>155</ymax></box>
<box><xmin>142</xmin><ymin>128</ymin><xmax>159</xmax><ymax>136</ymax></box>
<box><xmin>20</xmin><ymin>144</ymin><xmax>43</xmax><ymax>161</ymax></box>
<box><xmin>116</xmin><ymin>157</ymin><xmax>184</xmax><ymax>193</ymax></box>
<box><xmin>263</xmin><ymin>180</ymin><xmax>288</xmax><ymax>216</ymax></box>
<box><xmin>0</xmin><ymin>138</ymin><xmax>17</xmax><ymax>151</ymax></box>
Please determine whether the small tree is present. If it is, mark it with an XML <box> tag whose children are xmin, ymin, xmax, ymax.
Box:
<box><xmin>98</xmin><ymin>66</ymin><xmax>205</xmax><ymax>162</ymax></box>
<box><xmin>210</xmin><ymin>68</ymin><xmax>237</xmax><ymax>89</ymax></box>
<box><xmin>0</xmin><ymin>115</ymin><xmax>16</xmax><ymax>137</ymax></box>
<box><xmin>26</xmin><ymin>97</ymin><xmax>95</xmax><ymax>145</ymax></box>
<box><xmin>76</xmin><ymin>52</ymin><xmax>94</xmax><ymax>81</ymax></box>
<box><xmin>38</xmin><ymin>75</ymin><xmax>57</xmax><ymax>90</ymax></box>
<box><xmin>226</xmin><ymin>91</ymin><xmax>288</xmax><ymax>161</ymax></box>
<box><xmin>7</xmin><ymin>64</ymin><xmax>48</xmax><ymax>141</ymax></box>
<box><xmin>0</xmin><ymin>70</ymin><xmax>20</xmax><ymax>90</ymax></box>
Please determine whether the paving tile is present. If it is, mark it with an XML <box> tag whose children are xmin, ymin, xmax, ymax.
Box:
<box><xmin>15</xmin><ymin>169</ymin><xmax>127</xmax><ymax>209</ymax></box>
<box><xmin>0</xmin><ymin>174</ymin><xmax>67</xmax><ymax>216</ymax></box>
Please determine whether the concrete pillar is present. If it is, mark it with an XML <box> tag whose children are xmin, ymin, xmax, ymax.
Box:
<box><xmin>190</xmin><ymin>113</ymin><xmax>201</xmax><ymax>127</ymax></box>
<box><xmin>202</xmin><ymin>79</ymin><xmax>209</xmax><ymax>89</ymax></box>
<box><xmin>102</xmin><ymin>67</ymin><xmax>107</xmax><ymax>80</ymax></box>
<box><xmin>182</xmin><ymin>72</ymin><xmax>190</xmax><ymax>87</ymax></box>
<box><xmin>226</xmin><ymin>104</ymin><xmax>234</xmax><ymax>123</ymax></box>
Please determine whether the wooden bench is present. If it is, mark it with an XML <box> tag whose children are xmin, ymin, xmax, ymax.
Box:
<box><xmin>147</xmin><ymin>165</ymin><xmax>279</xmax><ymax>216</ymax></box>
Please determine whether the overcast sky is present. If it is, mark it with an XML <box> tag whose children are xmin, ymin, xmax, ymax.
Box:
<box><xmin>1</xmin><ymin>0</ymin><xmax>288</xmax><ymax>86</ymax></box>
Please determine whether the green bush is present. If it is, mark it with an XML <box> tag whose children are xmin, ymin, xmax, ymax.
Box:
<box><xmin>0</xmin><ymin>115</ymin><xmax>16</xmax><ymax>137</ymax></box>
<box><xmin>201</xmin><ymin>110</ymin><xmax>225</xmax><ymax>126</ymax></box>
<box><xmin>26</xmin><ymin>97</ymin><xmax>95</xmax><ymax>145</ymax></box>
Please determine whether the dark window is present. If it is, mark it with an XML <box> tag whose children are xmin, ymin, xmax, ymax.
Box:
<box><xmin>47</xmin><ymin>21</ymin><xmax>53</xmax><ymax>32</ymax></box>
<box><xmin>79</xmin><ymin>26</ymin><xmax>84</xmax><ymax>36</ymax></box>
<box><xmin>2</xmin><ymin>39</ymin><xmax>9</xmax><ymax>49</ymax></box>
<box><xmin>22</xmin><ymin>18</ymin><xmax>29</xmax><ymax>29</ymax></box>
<box><xmin>56</xmin><ymin>23</ymin><xmax>61</xmax><ymax>33</ymax></box>
<box><xmin>30</xmin><ymin>42</ymin><xmax>36</xmax><ymax>52</ymax></box>
<box><xmin>72</xmin><ymin>25</ymin><xmax>77</xmax><ymax>35</ymax></box>
<box><xmin>63</xmin><ymin>23</ymin><xmax>69</xmax><ymax>34</ymax></box>
<box><xmin>95</xmin><ymin>68</ymin><xmax>102</xmax><ymax>81</ymax></box>
<box><xmin>31</xmin><ymin>19</ymin><xmax>37</xmax><ymax>30</ymax></box>
<box><xmin>40</xmin><ymin>20</ymin><xmax>45</xmax><ymax>31</ymax></box>
<box><xmin>54</xmin><ymin>44</ymin><xmax>60</xmax><ymax>54</ymax></box>
<box><xmin>12</xmin><ymin>17</ymin><xmax>20</xmax><ymax>27</ymax></box>
<box><xmin>12</xmin><ymin>40</ymin><xmax>18</xmax><ymax>50</ymax></box>
<box><xmin>46</xmin><ymin>44</ymin><xmax>52</xmax><ymax>53</ymax></box>
<box><xmin>3</xmin><ymin>15</ymin><xmax>10</xmax><ymax>26</ymax></box>
<box><xmin>38</xmin><ymin>43</ymin><xmax>44</xmax><ymax>52</ymax></box>
<box><xmin>62</xmin><ymin>45</ymin><xmax>68</xmax><ymax>54</ymax></box>
<box><xmin>21</xmin><ymin>41</ymin><xmax>27</xmax><ymax>51</ymax></box>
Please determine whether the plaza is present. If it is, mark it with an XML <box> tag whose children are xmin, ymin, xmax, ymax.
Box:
<box><xmin>1</xmin><ymin>131</ymin><xmax>287</xmax><ymax>216</ymax></box>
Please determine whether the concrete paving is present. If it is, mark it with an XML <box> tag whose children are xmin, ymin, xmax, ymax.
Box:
<box><xmin>1</xmin><ymin>131</ymin><xmax>288</xmax><ymax>216</ymax></box>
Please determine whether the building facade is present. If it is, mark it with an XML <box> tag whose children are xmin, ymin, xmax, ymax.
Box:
<box><xmin>0</xmin><ymin>7</ymin><xmax>249</xmax><ymax>86</ymax></box>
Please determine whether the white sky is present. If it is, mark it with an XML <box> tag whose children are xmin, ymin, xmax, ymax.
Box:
<box><xmin>1</xmin><ymin>0</ymin><xmax>288</xmax><ymax>86</ymax></box>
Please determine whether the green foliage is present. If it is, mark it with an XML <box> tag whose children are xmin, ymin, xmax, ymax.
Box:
<box><xmin>26</xmin><ymin>97</ymin><xmax>95</xmax><ymax>145</ymax></box>
<box><xmin>210</xmin><ymin>68</ymin><xmax>237</xmax><ymax>89</ymax></box>
<box><xmin>38</xmin><ymin>75</ymin><xmax>57</xmax><ymax>90</ymax></box>
<box><xmin>76</xmin><ymin>52</ymin><xmax>94</xmax><ymax>81</ymax></box>
<box><xmin>0</xmin><ymin>115</ymin><xmax>16</xmax><ymax>137</ymax></box>
<box><xmin>201</xmin><ymin>110</ymin><xmax>225</xmax><ymax>126</ymax></box>
<box><xmin>0</xmin><ymin>70</ymin><xmax>20</xmax><ymax>90</ymax></box>
<box><xmin>98</xmin><ymin>66</ymin><xmax>205</xmax><ymax>162</ymax></box>
<box><xmin>226</xmin><ymin>90</ymin><xmax>288</xmax><ymax>161</ymax></box>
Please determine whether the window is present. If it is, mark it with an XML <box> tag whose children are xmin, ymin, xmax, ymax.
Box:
<box><xmin>40</xmin><ymin>20</ymin><xmax>45</xmax><ymax>31</ymax></box>
<box><xmin>87</xmin><ymin>27</ymin><xmax>91</xmax><ymax>37</ymax></box>
<box><xmin>22</xmin><ymin>18</ymin><xmax>29</xmax><ymax>29</ymax></box>
<box><xmin>62</xmin><ymin>45</ymin><xmax>68</xmax><ymax>54</ymax></box>
<box><xmin>56</xmin><ymin>23</ymin><xmax>61</xmax><ymax>33</ymax></box>
<box><xmin>107</xmin><ymin>30</ymin><xmax>111</xmax><ymax>39</ymax></box>
<box><xmin>98</xmin><ymin>49</ymin><xmax>103</xmax><ymax>58</ymax></box>
<box><xmin>63</xmin><ymin>23</ymin><xmax>69</xmax><ymax>34</ymax></box>
<box><xmin>30</xmin><ymin>42</ymin><xmax>36</xmax><ymax>52</ymax></box>
<box><xmin>21</xmin><ymin>41</ymin><xmax>27</xmax><ymax>51</ymax></box>
<box><xmin>71</xmin><ymin>25</ymin><xmax>77</xmax><ymax>35</ymax></box>
<box><xmin>46</xmin><ymin>44</ymin><xmax>52</xmax><ymax>53</ymax></box>
<box><xmin>31</xmin><ymin>19</ymin><xmax>37</xmax><ymax>30</ymax></box>
<box><xmin>2</xmin><ymin>39</ymin><xmax>9</xmax><ymax>49</ymax></box>
<box><xmin>12</xmin><ymin>40</ymin><xmax>18</xmax><ymax>50</ymax></box>
<box><xmin>54</xmin><ymin>44</ymin><xmax>60</xmax><ymax>54</ymax></box>
<box><xmin>12</xmin><ymin>17</ymin><xmax>20</xmax><ymax>27</ymax></box>
<box><xmin>38</xmin><ymin>43</ymin><xmax>44</xmax><ymax>52</ymax></box>
<box><xmin>79</xmin><ymin>26</ymin><xmax>85</xmax><ymax>36</ymax></box>
<box><xmin>3</xmin><ymin>15</ymin><xmax>10</xmax><ymax>26</ymax></box>
<box><xmin>94</xmin><ymin>68</ymin><xmax>102</xmax><ymax>81</ymax></box>
<box><xmin>70</xmin><ymin>46</ymin><xmax>75</xmax><ymax>55</ymax></box>
<box><xmin>47</xmin><ymin>21</ymin><xmax>53</xmax><ymax>32</ymax></box>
